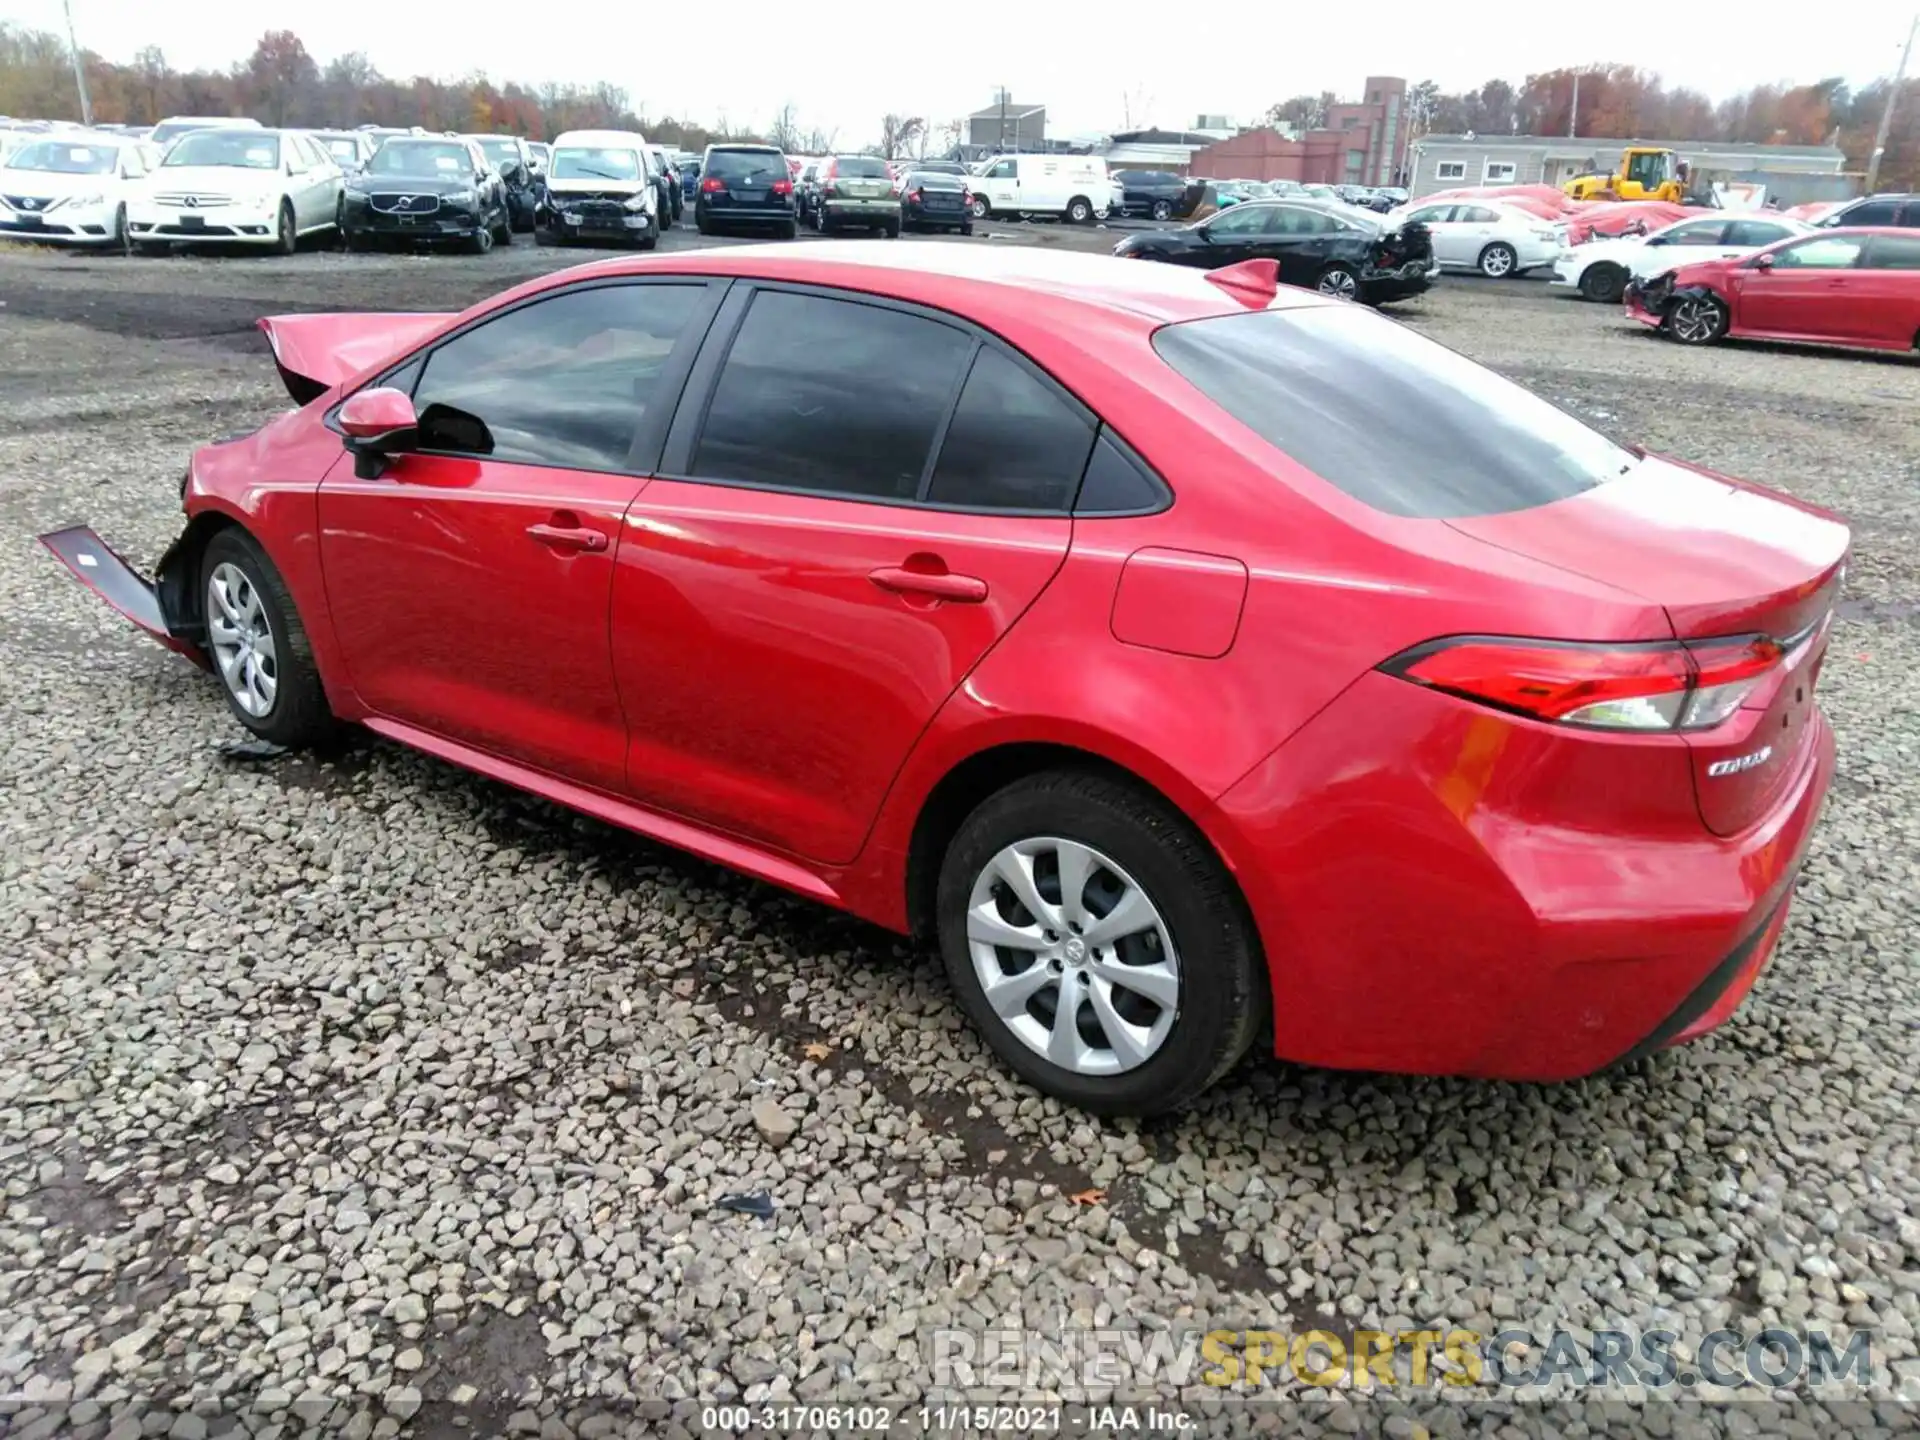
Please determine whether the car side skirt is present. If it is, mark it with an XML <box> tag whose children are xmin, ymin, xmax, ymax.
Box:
<box><xmin>360</xmin><ymin>716</ymin><xmax>846</xmax><ymax>910</ymax></box>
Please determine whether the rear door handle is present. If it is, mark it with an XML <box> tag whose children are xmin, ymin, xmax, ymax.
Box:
<box><xmin>869</xmin><ymin>565</ymin><xmax>988</xmax><ymax>603</ymax></box>
<box><xmin>527</xmin><ymin>522</ymin><xmax>608</xmax><ymax>553</ymax></box>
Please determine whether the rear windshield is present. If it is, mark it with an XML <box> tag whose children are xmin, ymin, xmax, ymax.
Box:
<box><xmin>707</xmin><ymin>149</ymin><xmax>785</xmax><ymax>181</ymax></box>
<box><xmin>906</xmin><ymin>171</ymin><xmax>965</xmax><ymax>188</ymax></box>
<box><xmin>1153</xmin><ymin>309</ymin><xmax>1633</xmax><ymax>518</ymax></box>
<box><xmin>834</xmin><ymin>156</ymin><xmax>889</xmax><ymax>178</ymax></box>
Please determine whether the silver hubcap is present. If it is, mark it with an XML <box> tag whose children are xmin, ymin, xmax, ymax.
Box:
<box><xmin>1482</xmin><ymin>247</ymin><xmax>1513</xmax><ymax>276</ymax></box>
<box><xmin>966</xmin><ymin>837</ymin><xmax>1180</xmax><ymax>1077</ymax></box>
<box><xmin>207</xmin><ymin>563</ymin><xmax>277</xmax><ymax>718</ymax></box>
<box><xmin>1318</xmin><ymin>269</ymin><xmax>1357</xmax><ymax>299</ymax></box>
<box><xmin>1671</xmin><ymin>298</ymin><xmax>1718</xmax><ymax>342</ymax></box>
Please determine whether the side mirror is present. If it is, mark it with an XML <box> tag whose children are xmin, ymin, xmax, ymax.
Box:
<box><xmin>336</xmin><ymin>387</ymin><xmax>418</xmax><ymax>479</ymax></box>
<box><xmin>1753</xmin><ymin>253</ymin><xmax>1775</xmax><ymax>272</ymax></box>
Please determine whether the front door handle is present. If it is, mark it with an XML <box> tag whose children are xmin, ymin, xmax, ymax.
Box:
<box><xmin>527</xmin><ymin>522</ymin><xmax>608</xmax><ymax>553</ymax></box>
<box><xmin>869</xmin><ymin>565</ymin><xmax>988</xmax><ymax>603</ymax></box>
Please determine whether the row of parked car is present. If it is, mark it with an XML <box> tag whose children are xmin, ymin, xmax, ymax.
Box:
<box><xmin>0</xmin><ymin>115</ymin><xmax>725</xmax><ymax>253</ymax></box>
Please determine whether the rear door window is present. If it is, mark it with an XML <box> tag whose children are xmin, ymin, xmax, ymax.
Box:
<box><xmin>1772</xmin><ymin>235</ymin><xmax>1868</xmax><ymax>269</ymax></box>
<box><xmin>1840</xmin><ymin>199</ymin><xmax>1899</xmax><ymax>226</ymax></box>
<box><xmin>707</xmin><ymin>149</ymin><xmax>785</xmax><ymax>182</ymax></box>
<box><xmin>925</xmin><ymin>348</ymin><xmax>1095</xmax><ymax>512</ymax></box>
<box><xmin>1864</xmin><ymin>233</ymin><xmax>1920</xmax><ymax>269</ymax></box>
<box><xmin>1665</xmin><ymin>220</ymin><xmax>1728</xmax><ymax>245</ymax></box>
<box><xmin>1152</xmin><ymin>308</ymin><xmax>1633</xmax><ymax>518</ymax></box>
<box><xmin>690</xmin><ymin>290</ymin><xmax>970</xmax><ymax>501</ymax></box>
<box><xmin>1724</xmin><ymin>219</ymin><xmax>1793</xmax><ymax>247</ymax></box>
<box><xmin>834</xmin><ymin>156</ymin><xmax>889</xmax><ymax>178</ymax></box>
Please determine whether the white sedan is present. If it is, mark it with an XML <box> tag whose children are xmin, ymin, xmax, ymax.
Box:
<box><xmin>128</xmin><ymin>127</ymin><xmax>342</xmax><ymax>255</ymax></box>
<box><xmin>1550</xmin><ymin>213</ymin><xmax>1812</xmax><ymax>303</ymax></box>
<box><xmin>0</xmin><ymin>133</ymin><xmax>157</xmax><ymax>249</ymax></box>
<box><xmin>1388</xmin><ymin>198</ymin><xmax>1564</xmax><ymax>278</ymax></box>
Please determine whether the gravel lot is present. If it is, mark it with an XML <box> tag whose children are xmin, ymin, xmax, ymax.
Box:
<box><xmin>1</xmin><ymin>229</ymin><xmax>1917</xmax><ymax>1438</ymax></box>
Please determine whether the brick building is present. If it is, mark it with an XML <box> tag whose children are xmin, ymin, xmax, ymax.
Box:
<box><xmin>1187</xmin><ymin>77</ymin><xmax>1409</xmax><ymax>186</ymax></box>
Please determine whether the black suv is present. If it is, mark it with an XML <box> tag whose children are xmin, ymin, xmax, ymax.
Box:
<box><xmin>1816</xmin><ymin>193</ymin><xmax>1920</xmax><ymax>228</ymax></box>
<box><xmin>695</xmin><ymin>145</ymin><xmax>796</xmax><ymax>238</ymax></box>
<box><xmin>342</xmin><ymin>136</ymin><xmax>512</xmax><ymax>253</ymax></box>
<box><xmin>1113</xmin><ymin>169</ymin><xmax>1202</xmax><ymax>222</ymax></box>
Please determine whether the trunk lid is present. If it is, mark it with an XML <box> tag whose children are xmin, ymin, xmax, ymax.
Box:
<box><xmin>1378</xmin><ymin>220</ymin><xmax>1431</xmax><ymax>266</ymax></box>
<box><xmin>1449</xmin><ymin>455</ymin><xmax>1848</xmax><ymax>836</ymax></box>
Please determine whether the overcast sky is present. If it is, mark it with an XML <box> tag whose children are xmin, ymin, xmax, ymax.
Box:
<box><xmin>12</xmin><ymin>0</ymin><xmax>1918</xmax><ymax>143</ymax></box>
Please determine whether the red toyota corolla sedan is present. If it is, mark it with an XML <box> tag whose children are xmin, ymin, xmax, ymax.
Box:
<box><xmin>1627</xmin><ymin>226</ymin><xmax>1920</xmax><ymax>351</ymax></box>
<box><xmin>43</xmin><ymin>244</ymin><xmax>1846</xmax><ymax>1115</ymax></box>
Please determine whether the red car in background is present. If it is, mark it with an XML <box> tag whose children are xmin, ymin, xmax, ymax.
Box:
<box><xmin>42</xmin><ymin>245</ymin><xmax>1846</xmax><ymax>1115</ymax></box>
<box><xmin>1628</xmin><ymin>227</ymin><xmax>1920</xmax><ymax>351</ymax></box>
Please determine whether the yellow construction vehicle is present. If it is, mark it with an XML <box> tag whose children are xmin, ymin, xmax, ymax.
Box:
<box><xmin>1562</xmin><ymin>146</ymin><xmax>1688</xmax><ymax>202</ymax></box>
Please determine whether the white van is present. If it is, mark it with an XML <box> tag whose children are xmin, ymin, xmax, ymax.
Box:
<box><xmin>968</xmin><ymin>154</ymin><xmax>1124</xmax><ymax>224</ymax></box>
<box><xmin>539</xmin><ymin>128</ymin><xmax>659</xmax><ymax>248</ymax></box>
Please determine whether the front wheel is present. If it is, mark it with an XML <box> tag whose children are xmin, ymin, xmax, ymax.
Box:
<box><xmin>1150</xmin><ymin>199</ymin><xmax>1172</xmax><ymax>221</ymax></box>
<box><xmin>272</xmin><ymin>200</ymin><xmax>296</xmax><ymax>256</ymax></box>
<box><xmin>1315</xmin><ymin>263</ymin><xmax>1360</xmax><ymax>301</ymax></box>
<box><xmin>1579</xmin><ymin>261</ymin><xmax>1627</xmax><ymax>304</ymax></box>
<box><xmin>969</xmin><ymin>195</ymin><xmax>989</xmax><ymax>221</ymax></box>
<box><xmin>469</xmin><ymin>224</ymin><xmax>494</xmax><ymax>255</ymax></box>
<box><xmin>1477</xmin><ymin>242</ymin><xmax>1517</xmax><ymax>278</ymax></box>
<box><xmin>108</xmin><ymin>204</ymin><xmax>130</xmax><ymax>256</ymax></box>
<box><xmin>936</xmin><ymin>770</ymin><xmax>1266</xmax><ymax>1116</ymax></box>
<box><xmin>200</xmin><ymin>528</ymin><xmax>334</xmax><ymax>748</ymax></box>
<box><xmin>1666</xmin><ymin>292</ymin><xmax>1729</xmax><ymax>345</ymax></box>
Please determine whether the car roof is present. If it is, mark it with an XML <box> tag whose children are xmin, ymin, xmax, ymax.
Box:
<box><xmin>555</xmin><ymin>238</ymin><xmax>1338</xmax><ymax>329</ymax></box>
<box><xmin>554</xmin><ymin>129</ymin><xmax>649</xmax><ymax>146</ymax></box>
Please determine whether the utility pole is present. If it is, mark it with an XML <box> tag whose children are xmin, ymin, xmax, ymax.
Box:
<box><xmin>1865</xmin><ymin>11</ymin><xmax>1918</xmax><ymax>193</ymax></box>
<box><xmin>999</xmin><ymin>87</ymin><xmax>1008</xmax><ymax>154</ymax></box>
<box><xmin>62</xmin><ymin>0</ymin><xmax>94</xmax><ymax>127</ymax></box>
<box><xmin>1569</xmin><ymin>72</ymin><xmax>1580</xmax><ymax>139</ymax></box>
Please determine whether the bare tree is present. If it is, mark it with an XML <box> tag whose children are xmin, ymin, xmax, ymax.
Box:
<box><xmin>878</xmin><ymin>113</ymin><xmax>925</xmax><ymax>159</ymax></box>
<box><xmin>1120</xmin><ymin>84</ymin><xmax>1154</xmax><ymax>131</ymax></box>
<box><xmin>801</xmin><ymin>125</ymin><xmax>837</xmax><ymax>154</ymax></box>
<box><xmin>769</xmin><ymin>101</ymin><xmax>802</xmax><ymax>153</ymax></box>
<box><xmin>930</xmin><ymin>117</ymin><xmax>964</xmax><ymax>158</ymax></box>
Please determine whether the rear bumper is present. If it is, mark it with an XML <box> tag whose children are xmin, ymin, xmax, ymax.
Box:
<box><xmin>1215</xmin><ymin>671</ymin><xmax>1836</xmax><ymax>1081</ymax></box>
<box><xmin>1360</xmin><ymin>257</ymin><xmax>1438</xmax><ymax>301</ymax></box>
<box><xmin>698</xmin><ymin>203</ymin><xmax>795</xmax><ymax>225</ymax></box>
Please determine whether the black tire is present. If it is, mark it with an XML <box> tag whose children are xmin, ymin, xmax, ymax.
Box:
<box><xmin>1065</xmin><ymin>196</ymin><xmax>1093</xmax><ymax>224</ymax></box>
<box><xmin>1477</xmin><ymin>241</ymin><xmax>1517</xmax><ymax>279</ymax></box>
<box><xmin>884</xmin><ymin>218</ymin><xmax>901</xmax><ymax>239</ymax></box>
<box><xmin>1150</xmin><ymin>199</ymin><xmax>1172</xmax><ymax>221</ymax></box>
<box><xmin>959</xmin><ymin>223</ymin><xmax>974</xmax><ymax>237</ymax></box>
<box><xmin>1315</xmin><ymin>263</ymin><xmax>1360</xmax><ymax>302</ymax></box>
<box><xmin>272</xmin><ymin>200</ymin><xmax>296</xmax><ymax>256</ymax></box>
<box><xmin>636</xmin><ymin>229</ymin><xmax>658</xmax><ymax>251</ymax></box>
<box><xmin>534</xmin><ymin>226</ymin><xmax>555</xmax><ymax>247</ymax></box>
<box><xmin>199</xmin><ymin>528</ymin><xmax>334</xmax><ymax>749</ymax></box>
<box><xmin>779</xmin><ymin>220</ymin><xmax>798</xmax><ymax>241</ymax></box>
<box><xmin>1579</xmin><ymin>261</ymin><xmax>1628</xmax><ymax>304</ymax></box>
<box><xmin>696</xmin><ymin>213</ymin><xmax>713</xmax><ymax>236</ymax></box>
<box><xmin>935</xmin><ymin>770</ymin><xmax>1267</xmax><ymax>1116</ymax></box>
<box><xmin>1665</xmin><ymin>291</ymin><xmax>1729</xmax><ymax>346</ymax></box>
<box><xmin>969</xmin><ymin>195</ymin><xmax>989</xmax><ymax>221</ymax></box>
<box><xmin>469</xmin><ymin>224</ymin><xmax>493</xmax><ymax>255</ymax></box>
<box><xmin>135</xmin><ymin>240</ymin><xmax>168</xmax><ymax>257</ymax></box>
<box><xmin>108</xmin><ymin>204</ymin><xmax>130</xmax><ymax>256</ymax></box>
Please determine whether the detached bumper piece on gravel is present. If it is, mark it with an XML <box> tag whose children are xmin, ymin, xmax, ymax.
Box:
<box><xmin>36</xmin><ymin>526</ymin><xmax>207</xmax><ymax>669</ymax></box>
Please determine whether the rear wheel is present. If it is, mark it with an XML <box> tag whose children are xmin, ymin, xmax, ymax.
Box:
<box><xmin>1579</xmin><ymin>261</ymin><xmax>1628</xmax><ymax>303</ymax></box>
<box><xmin>959</xmin><ymin>223</ymin><xmax>974</xmax><ymax>237</ymax></box>
<box><xmin>1477</xmin><ymin>242</ymin><xmax>1517</xmax><ymax>278</ymax></box>
<box><xmin>884</xmin><ymin>218</ymin><xmax>901</xmax><ymax>239</ymax></box>
<box><xmin>936</xmin><ymin>770</ymin><xmax>1266</xmax><ymax>1116</ymax></box>
<box><xmin>1065</xmin><ymin>195</ymin><xmax>1093</xmax><ymax>224</ymax></box>
<box><xmin>1666</xmin><ymin>292</ymin><xmax>1728</xmax><ymax>345</ymax></box>
<box><xmin>696</xmin><ymin>212</ymin><xmax>713</xmax><ymax>236</ymax></box>
<box><xmin>200</xmin><ymin>528</ymin><xmax>334</xmax><ymax>749</ymax></box>
<box><xmin>779</xmin><ymin>220</ymin><xmax>797</xmax><ymax>241</ymax></box>
<box><xmin>1316</xmin><ymin>263</ymin><xmax>1360</xmax><ymax>301</ymax></box>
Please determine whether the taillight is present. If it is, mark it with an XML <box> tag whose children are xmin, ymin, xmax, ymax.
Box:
<box><xmin>701</xmin><ymin>176</ymin><xmax>723</xmax><ymax>193</ymax></box>
<box><xmin>772</xmin><ymin>178</ymin><xmax>792</xmax><ymax>195</ymax></box>
<box><xmin>1381</xmin><ymin>635</ymin><xmax>1784</xmax><ymax>732</ymax></box>
<box><xmin>909</xmin><ymin>187</ymin><xmax>924</xmax><ymax>203</ymax></box>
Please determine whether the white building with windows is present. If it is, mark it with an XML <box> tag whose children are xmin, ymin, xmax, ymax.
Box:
<box><xmin>1407</xmin><ymin>134</ymin><xmax>1850</xmax><ymax>204</ymax></box>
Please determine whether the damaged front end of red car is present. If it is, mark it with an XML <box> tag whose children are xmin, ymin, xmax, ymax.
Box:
<box><xmin>39</xmin><ymin>519</ymin><xmax>212</xmax><ymax>670</ymax></box>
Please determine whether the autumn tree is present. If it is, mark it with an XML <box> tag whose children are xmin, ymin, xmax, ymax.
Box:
<box><xmin>236</xmin><ymin>31</ymin><xmax>319</xmax><ymax>126</ymax></box>
<box><xmin>878</xmin><ymin>113</ymin><xmax>924</xmax><ymax>159</ymax></box>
